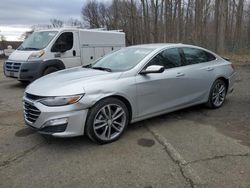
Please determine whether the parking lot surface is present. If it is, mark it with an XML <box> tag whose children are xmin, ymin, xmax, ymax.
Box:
<box><xmin>0</xmin><ymin>59</ymin><xmax>249</xmax><ymax>188</ymax></box>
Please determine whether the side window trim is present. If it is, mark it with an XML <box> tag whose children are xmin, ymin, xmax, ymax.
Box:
<box><xmin>178</xmin><ymin>48</ymin><xmax>186</xmax><ymax>66</ymax></box>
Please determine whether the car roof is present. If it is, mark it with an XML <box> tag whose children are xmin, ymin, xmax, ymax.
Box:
<box><xmin>128</xmin><ymin>43</ymin><xmax>206</xmax><ymax>51</ymax></box>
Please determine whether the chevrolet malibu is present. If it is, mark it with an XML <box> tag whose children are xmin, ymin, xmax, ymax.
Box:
<box><xmin>23</xmin><ymin>44</ymin><xmax>236</xmax><ymax>144</ymax></box>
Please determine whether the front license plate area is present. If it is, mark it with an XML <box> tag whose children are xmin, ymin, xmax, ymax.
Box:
<box><xmin>9</xmin><ymin>72</ymin><xmax>14</xmax><ymax>77</ymax></box>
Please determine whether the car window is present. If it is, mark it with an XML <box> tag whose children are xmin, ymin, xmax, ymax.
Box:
<box><xmin>182</xmin><ymin>47</ymin><xmax>216</xmax><ymax>65</ymax></box>
<box><xmin>146</xmin><ymin>48</ymin><xmax>182</xmax><ymax>69</ymax></box>
<box><xmin>51</xmin><ymin>32</ymin><xmax>73</xmax><ymax>52</ymax></box>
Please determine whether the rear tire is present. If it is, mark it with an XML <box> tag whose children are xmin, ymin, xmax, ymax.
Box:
<box><xmin>43</xmin><ymin>66</ymin><xmax>59</xmax><ymax>76</ymax></box>
<box><xmin>206</xmin><ymin>79</ymin><xmax>227</xmax><ymax>108</ymax></box>
<box><xmin>85</xmin><ymin>97</ymin><xmax>129</xmax><ymax>144</ymax></box>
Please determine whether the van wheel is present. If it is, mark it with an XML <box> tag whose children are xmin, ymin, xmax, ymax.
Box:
<box><xmin>206</xmin><ymin>79</ymin><xmax>227</xmax><ymax>108</ymax></box>
<box><xmin>85</xmin><ymin>97</ymin><xmax>129</xmax><ymax>144</ymax></box>
<box><xmin>43</xmin><ymin>67</ymin><xmax>59</xmax><ymax>76</ymax></box>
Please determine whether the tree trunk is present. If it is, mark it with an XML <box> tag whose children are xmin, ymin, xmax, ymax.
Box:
<box><xmin>234</xmin><ymin>0</ymin><xmax>244</xmax><ymax>49</ymax></box>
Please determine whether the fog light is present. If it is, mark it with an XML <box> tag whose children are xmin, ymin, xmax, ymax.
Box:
<box><xmin>43</xmin><ymin>118</ymin><xmax>68</xmax><ymax>127</ymax></box>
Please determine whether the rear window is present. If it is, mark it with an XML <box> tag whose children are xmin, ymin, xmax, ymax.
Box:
<box><xmin>182</xmin><ymin>47</ymin><xmax>216</xmax><ymax>65</ymax></box>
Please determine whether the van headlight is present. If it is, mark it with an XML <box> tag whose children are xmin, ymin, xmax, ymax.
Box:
<box><xmin>28</xmin><ymin>50</ymin><xmax>45</xmax><ymax>60</ymax></box>
<box><xmin>39</xmin><ymin>94</ymin><xmax>83</xmax><ymax>106</ymax></box>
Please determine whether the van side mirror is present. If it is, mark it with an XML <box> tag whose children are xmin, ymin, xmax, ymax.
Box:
<box><xmin>140</xmin><ymin>65</ymin><xmax>165</xmax><ymax>74</ymax></box>
<box><xmin>52</xmin><ymin>42</ymin><xmax>67</xmax><ymax>53</ymax></box>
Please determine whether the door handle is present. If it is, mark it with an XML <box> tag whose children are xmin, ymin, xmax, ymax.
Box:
<box><xmin>176</xmin><ymin>72</ymin><xmax>185</xmax><ymax>77</ymax></box>
<box><xmin>73</xmin><ymin>50</ymin><xmax>76</xmax><ymax>56</ymax></box>
<box><xmin>206</xmin><ymin>67</ymin><xmax>214</xmax><ymax>71</ymax></box>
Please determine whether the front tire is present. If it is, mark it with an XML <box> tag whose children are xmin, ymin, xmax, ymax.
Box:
<box><xmin>85</xmin><ymin>98</ymin><xmax>129</xmax><ymax>144</ymax></box>
<box><xmin>206</xmin><ymin>79</ymin><xmax>227</xmax><ymax>108</ymax></box>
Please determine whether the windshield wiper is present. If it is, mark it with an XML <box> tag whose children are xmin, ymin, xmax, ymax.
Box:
<box><xmin>91</xmin><ymin>67</ymin><xmax>112</xmax><ymax>72</ymax></box>
<box><xmin>82</xmin><ymin>64</ymin><xmax>112</xmax><ymax>72</ymax></box>
<box><xmin>23</xmin><ymin>47</ymin><xmax>40</xmax><ymax>50</ymax></box>
<box><xmin>82</xmin><ymin>64</ymin><xmax>92</xmax><ymax>68</ymax></box>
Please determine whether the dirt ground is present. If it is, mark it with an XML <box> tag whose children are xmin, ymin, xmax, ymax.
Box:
<box><xmin>0</xmin><ymin>58</ymin><xmax>249</xmax><ymax>188</ymax></box>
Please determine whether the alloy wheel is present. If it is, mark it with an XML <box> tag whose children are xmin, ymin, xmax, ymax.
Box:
<box><xmin>212</xmin><ymin>82</ymin><xmax>226</xmax><ymax>107</ymax></box>
<box><xmin>93</xmin><ymin>104</ymin><xmax>126</xmax><ymax>141</ymax></box>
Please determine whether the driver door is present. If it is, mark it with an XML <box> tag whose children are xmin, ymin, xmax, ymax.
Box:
<box><xmin>135</xmin><ymin>48</ymin><xmax>189</xmax><ymax>117</ymax></box>
<box><xmin>51</xmin><ymin>31</ymin><xmax>81</xmax><ymax>68</ymax></box>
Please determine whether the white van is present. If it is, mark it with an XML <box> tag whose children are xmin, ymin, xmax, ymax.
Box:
<box><xmin>3</xmin><ymin>28</ymin><xmax>125</xmax><ymax>82</ymax></box>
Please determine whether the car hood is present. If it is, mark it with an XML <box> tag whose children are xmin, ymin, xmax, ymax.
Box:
<box><xmin>25</xmin><ymin>67</ymin><xmax>122</xmax><ymax>96</ymax></box>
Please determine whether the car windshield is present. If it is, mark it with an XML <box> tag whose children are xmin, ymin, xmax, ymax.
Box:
<box><xmin>18</xmin><ymin>31</ymin><xmax>58</xmax><ymax>51</ymax></box>
<box><xmin>92</xmin><ymin>48</ymin><xmax>153</xmax><ymax>72</ymax></box>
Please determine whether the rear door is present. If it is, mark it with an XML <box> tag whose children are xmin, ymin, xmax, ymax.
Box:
<box><xmin>179</xmin><ymin>47</ymin><xmax>217</xmax><ymax>102</ymax></box>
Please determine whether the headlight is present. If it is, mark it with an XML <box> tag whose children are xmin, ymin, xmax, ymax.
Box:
<box><xmin>28</xmin><ymin>50</ymin><xmax>45</xmax><ymax>60</ymax></box>
<box><xmin>39</xmin><ymin>94</ymin><xmax>83</xmax><ymax>107</ymax></box>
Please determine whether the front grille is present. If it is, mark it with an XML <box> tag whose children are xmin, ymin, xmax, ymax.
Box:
<box><xmin>5</xmin><ymin>61</ymin><xmax>21</xmax><ymax>72</ymax></box>
<box><xmin>23</xmin><ymin>101</ymin><xmax>41</xmax><ymax>123</ymax></box>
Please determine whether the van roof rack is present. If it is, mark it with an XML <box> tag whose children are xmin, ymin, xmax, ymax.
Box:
<box><xmin>88</xmin><ymin>28</ymin><xmax>107</xmax><ymax>31</ymax></box>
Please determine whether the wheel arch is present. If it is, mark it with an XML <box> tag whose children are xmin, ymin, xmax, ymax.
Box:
<box><xmin>92</xmin><ymin>95</ymin><xmax>133</xmax><ymax>123</ymax></box>
<box><xmin>41</xmin><ymin>59</ymin><xmax>66</xmax><ymax>74</ymax></box>
<box><xmin>215</xmin><ymin>76</ymin><xmax>229</xmax><ymax>92</ymax></box>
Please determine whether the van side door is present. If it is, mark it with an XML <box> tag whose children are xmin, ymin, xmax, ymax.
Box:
<box><xmin>51</xmin><ymin>31</ymin><xmax>81</xmax><ymax>68</ymax></box>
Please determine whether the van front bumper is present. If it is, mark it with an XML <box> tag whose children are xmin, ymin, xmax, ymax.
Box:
<box><xmin>23</xmin><ymin>96</ymin><xmax>88</xmax><ymax>137</ymax></box>
<box><xmin>4</xmin><ymin>60</ymin><xmax>44</xmax><ymax>82</ymax></box>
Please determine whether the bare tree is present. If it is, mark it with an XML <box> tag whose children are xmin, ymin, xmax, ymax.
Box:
<box><xmin>215</xmin><ymin>0</ymin><xmax>228</xmax><ymax>53</ymax></box>
<box><xmin>81</xmin><ymin>0</ymin><xmax>250</xmax><ymax>52</ymax></box>
<box><xmin>67</xmin><ymin>18</ymin><xmax>83</xmax><ymax>27</ymax></box>
<box><xmin>234</xmin><ymin>0</ymin><xmax>244</xmax><ymax>49</ymax></box>
<box><xmin>50</xmin><ymin>19</ymin><xmax>64</xmax><ymax>28</ymax></box>
<box><xmin>81</xmin><ymin>0</ymin><xmax>101</xmax><ymax>28</ymax></box>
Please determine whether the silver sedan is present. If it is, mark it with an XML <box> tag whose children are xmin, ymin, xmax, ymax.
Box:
<box><xmin>23</xmin><ymin>44</ymin><xmax>236</xmax><ymax>144</ymax></box>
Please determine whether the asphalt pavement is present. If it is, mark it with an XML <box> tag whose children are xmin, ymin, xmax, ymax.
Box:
<box><xmin>0</xmin><ymin>59</ymin><xmax>249</xmax><ymax>188</ymax></box>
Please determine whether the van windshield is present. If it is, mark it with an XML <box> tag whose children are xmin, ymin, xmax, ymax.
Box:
<box><xmin>18</xmin><ymin>31</ymin><xmax>58</xmax><ymax>51</ymax></box>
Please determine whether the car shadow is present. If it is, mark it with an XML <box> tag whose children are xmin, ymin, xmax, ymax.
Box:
<box><xmin>40</xmin><ymin>134</ymin><xmax>96</xmax><ymax>148</ymax></box>
<box><xmin>7</xmin><ymin>82</ymin><xmax>29</xmax><ymax>89</ymax></box>
<box><xmin>128</xmin><ymin>104</ymin><xmax>209</xmax><ymax>129</ymax></box>
<box><xmin>33</xmin><ymin>104</ymin><xmax>210</xmax><ymax>148</ymax></box>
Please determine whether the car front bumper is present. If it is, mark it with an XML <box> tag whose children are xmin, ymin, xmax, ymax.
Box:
<box><xmin>23</xmin><ymin>96</ymin><xmax>88</xmax><ymax>137</ymax></box>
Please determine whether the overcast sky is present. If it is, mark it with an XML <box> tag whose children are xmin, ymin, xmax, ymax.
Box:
<box><xmin>0</xmin><ymin>0</ymin><xmax>99</xmax><ymax>41</ymax></box>
<box><xmin>0</xmin><ymin>0</ymin><xmax>85</xmax><ymax>25</ymax></box>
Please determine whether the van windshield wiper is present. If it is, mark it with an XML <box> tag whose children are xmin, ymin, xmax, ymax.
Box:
<box><xmin>18</xmin><ymin>46</ymin><xmax>40</xmax><ymax>51</ymax></box>
<box><xmin>23</xmin><ymin>47</ymin><xmax>41</xmax><ymax>50</ymax></box>
<box><xmin>91</xmin><ymin>66</ymin><xmax>112</xmax><ymax>72</ymax></box>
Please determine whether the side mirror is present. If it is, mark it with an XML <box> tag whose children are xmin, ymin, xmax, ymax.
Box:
<box><xmin>52</xmin><ymin>42</ymin><xmax>67</xmax><ymax>53</ymax></box>
<box><xmin>140</xmin><ymin>65</ymin><xmax>165</xmax><ymax>74</ymax></box>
